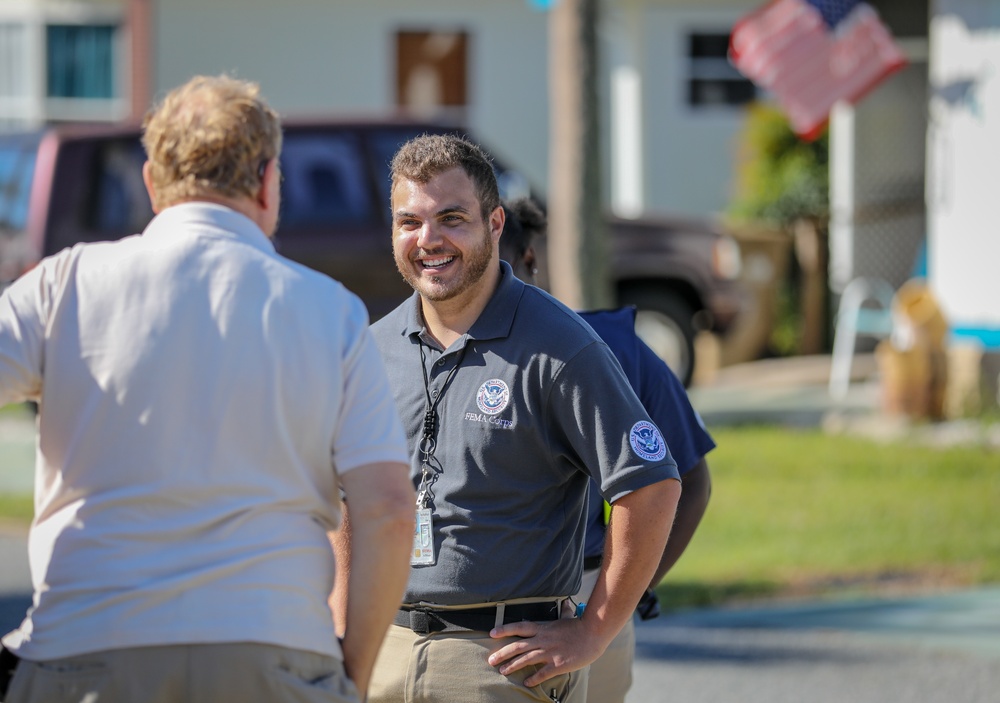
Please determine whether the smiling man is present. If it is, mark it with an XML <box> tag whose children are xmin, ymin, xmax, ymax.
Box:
<box><xmin>331</xmin><ymin>133</ymin><xmax>683</xmax><ymax>703</ymax></box>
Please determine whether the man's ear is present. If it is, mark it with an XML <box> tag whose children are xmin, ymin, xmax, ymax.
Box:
<box><xmin>524</xmin><ymin>245</ymin><xmax>537</xmax><ymax>272</ymax></box>
<box><xmin>489</xmin><ymin>205</ymin><xmax>505</xmax><ymax>242</ymax></box>
<box><xmin>142</xmin><ymin>161</ymin><xmax>161</xmax><ymax>214</ymax></box>
<box><xmin>258</xmin><ymin>158</ymin><xmax>279</xmax><ymax>211</ymax></box>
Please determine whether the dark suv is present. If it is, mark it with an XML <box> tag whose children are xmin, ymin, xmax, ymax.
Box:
<box><xmin>0</xmin><ymin>118</ymin><xmax>742</xmax><ymax>386</ymax></box>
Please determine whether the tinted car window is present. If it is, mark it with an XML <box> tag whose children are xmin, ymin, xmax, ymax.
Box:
<box><xmin>0</xmin><ymin>137</ymin><xmax>39</xmax><ymax>233</ymax></box>
<box><xmin>47</xmin><ymin>136</ymin><xmax>152</xmax><ymax>255</ymax></box>
<box><xmin>367</xmin><ymin>127</ymin><xmax>446</xmax><ymax>209</ymax></box>
<box><xmin>280</xmin><ymin>131</ymin><xmax>372</xmax><ymax>228</ymax></box>
<box><xmin>90</xmin><ymin>138</ymin><xmax>153</xmax><ymax>233</ymax></box>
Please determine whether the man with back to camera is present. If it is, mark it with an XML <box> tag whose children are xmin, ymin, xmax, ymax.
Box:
<box><xmin>331</xmin><ymin>133</ymin><xmax>683</xmax><ymax>703</ymax></box>
<box><xmin>0</xmin><ymin>74</ymin><xmax>414</xmax><ymax>703</ymax></box>
<box><xmin>500</xmin><ymin>196</ymin><xmax>716</xmax><ymax>703</ymax></box>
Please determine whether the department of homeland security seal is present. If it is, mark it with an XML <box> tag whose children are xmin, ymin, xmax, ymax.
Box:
<box><xmin>476</xmin><ymin>379</ymin><xmax>510</xmax><ymax>415</ymax></box>
<box><xmin>629</xmin><ymin>421</ymin><xmax>667</xmax><ymax>461</ymax></box>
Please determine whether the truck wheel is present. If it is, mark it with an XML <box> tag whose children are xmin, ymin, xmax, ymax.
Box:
<box><xmin>620</xmin><ymin>290</ymin><xmax>696</xmax><ymax>387</ymax></box>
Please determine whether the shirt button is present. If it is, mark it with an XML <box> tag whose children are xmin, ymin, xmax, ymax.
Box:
<box><xmin>437</xmin><ymin>359</ymin><xmax>446</xmax><ymax>366</ymax></box>
<box><xmin>432</xmin><ymin>389</ymin><xmax>439</xmax><ymax>398</ymax></box>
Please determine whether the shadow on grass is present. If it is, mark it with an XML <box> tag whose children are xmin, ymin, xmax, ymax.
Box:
<box><xmin>656</xmin><ymin>580</ymin><xmax>781</xmax><ymax>612</ymax></box>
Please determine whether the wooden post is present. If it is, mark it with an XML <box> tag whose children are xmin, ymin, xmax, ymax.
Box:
<box><xmin>548</xmin><ymin>0</ymin><xmax>611</xmax><ymax>310</ymax></box>
<box><xmin>128</xmin><ymin>0</ymin><xmax>153</xmax><ymax>122</ymax></box>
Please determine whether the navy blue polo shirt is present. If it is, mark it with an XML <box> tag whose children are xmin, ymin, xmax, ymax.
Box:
<box><xmin>578</xmin><ymin>307</ymin><xmax>716</xmax><ymax>560</ymax></box>
<box><xmin>370</xmin><ymin>262</ymin><xmax>679</xmax><ymax>605</ymax></box>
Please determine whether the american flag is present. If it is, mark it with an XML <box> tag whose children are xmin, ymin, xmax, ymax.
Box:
<box><xmin>729</xmin><ymin>0</ymin><xmax>907</xmax><ymax>140</ymax></box>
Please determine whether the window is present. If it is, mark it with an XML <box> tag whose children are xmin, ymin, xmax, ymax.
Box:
<box><xmin>0</xmin><ymin>137</ymin><xmax>38</xmax><ymax>233</ymax></box>
<box><xmin>687</xmin><ymin>32</ymin><xmax>756</xmax><ymax>108</ymax></box>
<box><xmin>369</xmin><ymin>127</ymin><xmax>442</xmax><ymax>208</ymax></box>
<box><xmin>90</xmin><ymin>140</ymin><xmax>152</xmax><ymax>234</ymax></box>
<box><xmin>47</xmin><ymin>24</ymin><xmax>116</xmax><ymax>98</ymax></box>
<box><xmin>279</xmin><ymin>132</ymin><xmax>373</xmax><ymax>228</ymax></box>
<box><xmin>396</xmin><ymin>31</ymin><xmax>468</xmax><ymax>114</ymax></box>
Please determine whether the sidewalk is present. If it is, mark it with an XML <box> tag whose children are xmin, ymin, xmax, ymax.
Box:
<box><xmin>629</xmin><ymin>587</ymin><xmax>1000</xmax><ymax>703</ymax></box>
<box><xmin>689</xmin><ymin>353</ymin><xmax>1000</xmax><ymax>448</ymax></box>
<box><xmin>688</xmin><ymin>353</ymin><xmax>879</xmax><ymax>428</ymax></box>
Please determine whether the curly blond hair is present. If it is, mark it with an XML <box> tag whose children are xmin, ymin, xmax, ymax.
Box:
<box><xmin>141</xmin><ymin>75</ymin><xmax>282</xmax><ymax>208</ymax></box>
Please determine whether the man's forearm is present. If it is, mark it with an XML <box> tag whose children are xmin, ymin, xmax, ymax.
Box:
<box><xmin>328</xmin><ymin>512</ymin><xmax>352</xmax><ymax>637</ymax></box>
<box><xmin>649</xmin><ymin>459</ymin><xmax>711</xmax><ymax>588</ymax></box>
<box><xmin>580</xmin><ymin>478</ymin><xmax>681</xmax><ymax>647</ymax></box>
<box><xmin>335</xmin><ymin>463</ymin><xmax>415</xmax><ymax>695</ymax></box>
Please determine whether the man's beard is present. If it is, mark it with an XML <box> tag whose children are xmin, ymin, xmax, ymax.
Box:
<box><xmin>396</xmin><ymin>226</ymin><xmax>493</xmax><ymax>302</ymax></box>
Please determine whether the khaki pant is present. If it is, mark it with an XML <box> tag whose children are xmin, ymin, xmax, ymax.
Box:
<box><xmin>6</xmin><ymin>642</ymin><xmax>359</xmax><ymax>703</ymax></box>
<box><xmin>575</xmin><ymin>569</ymin><xmax>635</xmax><ymax>703</ymax></box>
<box><xmin>369</xmin><ymin>624</ymin><xmax>587</xmax><ymax>703</ymax></box>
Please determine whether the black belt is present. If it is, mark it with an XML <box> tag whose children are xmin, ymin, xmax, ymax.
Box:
<box><xmin>394</xmin><ymin>601</ymin><xmax>561</xmax><ymax>634</ymax></box>
<box><xmin>583</xmin><ymin>554</ymin><xmax>603</xmax><ymax>570</ymax></box>
<box><xmin>0</xmin><ymin>643</ymin><xmax>20</xmax><ymax>700</ymax></box>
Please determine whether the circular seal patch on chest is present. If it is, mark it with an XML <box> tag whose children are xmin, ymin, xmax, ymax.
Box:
<box><xmin>629</xmin><ymin>421</ymin><xmax>667</xmax><ymax>462</ymax></box>
<box><xmin>476</xmin><ymin>378</ymin><xmax>510</xmax><ymax>415</ymax></box>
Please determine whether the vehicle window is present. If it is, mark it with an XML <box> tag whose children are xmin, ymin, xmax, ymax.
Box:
<box><xmin>90</xmin><ymin>139</ymin><xmax>152</xmax><ymax>233</ymax></box>
<box><xmin>280</xmin><ymin>132</ymin><xmax>372</xmax><ymax>228</ymax></box>
<box><xmin>368</xmin><ymin>127</ymin><xmax>444</xmax><ymax>208</ymax></box>
<box><xmin>0</xmin><ymin>139</ymin><xmax>38</xmax><ymax>233</ymax></box>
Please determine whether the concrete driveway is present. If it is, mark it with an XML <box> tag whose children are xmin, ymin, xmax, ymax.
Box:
<box><xmin>627</xmin><ymin>589</ymin><xmax>1000</xmax><ymax>703</ymax></box>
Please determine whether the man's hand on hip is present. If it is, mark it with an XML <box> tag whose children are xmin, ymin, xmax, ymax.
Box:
<box><xmin>487</xmin><ymin>617</ymin><xmax>605</xmax><ymax>688</ymax></box>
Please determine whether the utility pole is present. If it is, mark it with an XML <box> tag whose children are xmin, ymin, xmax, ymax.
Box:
<box><xmin>548</xmin><ymin>0</ymin><xmax>611</xmax><ymax>310</ymax></box>
<box><xmin>127</xmin><ymin>0</ymin><xmax>153</xmax><ymax>122</ymax></box>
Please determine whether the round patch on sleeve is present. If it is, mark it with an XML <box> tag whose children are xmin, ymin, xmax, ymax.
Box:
<box><xmin>629</xmin><ymin>421</ymin><xmax>668</xmax><ymax>462</ymax></box>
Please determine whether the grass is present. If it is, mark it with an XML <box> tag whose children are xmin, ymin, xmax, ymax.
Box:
<box><xmin>656</xmin><ymin>425</ymin><xmax>1000</xmax><ymax>610</ymax></box>
<box><xmin>0</xmin><ymin>494</ymin><xmax>33</xmax><ymax>526</ymax></box>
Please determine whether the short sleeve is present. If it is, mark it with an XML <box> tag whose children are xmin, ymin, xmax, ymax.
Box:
<box><xmin>330</xmin><ymin>297</ymin><xmax>409</xmax><ymax>475</ymax></box>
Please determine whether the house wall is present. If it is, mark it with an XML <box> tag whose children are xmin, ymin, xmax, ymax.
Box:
<box><xmin>152</xmin><ymin>0</ymin><xmax>756</xmax><ymax>218</ymax></box>
<box><xmin>927</xmin><ymin>0</ymin><xmax>1000</xmax><ymax>347</ymax></box>
<box><xmin>153</xmin><ymin>0</ymin><xmax>551</xmax><ymax>199</ymax></box>
<box><xmin>630</xmin><ymin>3</ymin><xmax>750</xmax><ymax>217</ymax></box>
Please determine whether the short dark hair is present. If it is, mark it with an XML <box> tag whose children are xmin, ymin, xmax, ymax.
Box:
<box><xmin>390</xmin><ymin>133</ymin><xmax>500</xmax><ymax>221</ymax></box>
<box><xmin>499</xmin><ymin>197</ymin><xmax>546</xmax><ymax>265</ymax></box>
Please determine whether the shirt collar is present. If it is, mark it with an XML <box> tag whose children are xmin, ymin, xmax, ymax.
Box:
<box><xmin>399</xmin><ymin>260</ymin><xmax>525</xmax><ymax>345</ymax></box>
<box><xmin>141</xmin><ymin>201</ymin><xmax>276</xmax><ymax>255</ymax></box>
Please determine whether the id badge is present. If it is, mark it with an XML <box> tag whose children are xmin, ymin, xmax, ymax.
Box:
<box><xmin>411</xmin><ymin>507</ymin><xmax>435</xmax><ymax>565</ymax></box>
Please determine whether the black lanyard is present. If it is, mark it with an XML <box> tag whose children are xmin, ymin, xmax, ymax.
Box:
<box><xmin>416</xmin><ymin>340</ymin><xmax>467</xmax><ymax>508</ymax></box>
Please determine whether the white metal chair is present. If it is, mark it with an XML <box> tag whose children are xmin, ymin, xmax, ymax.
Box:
<box><xmin>829</xmin><ymin>277</ymin><xmax>896</xmax><ymax>399</ymax></box>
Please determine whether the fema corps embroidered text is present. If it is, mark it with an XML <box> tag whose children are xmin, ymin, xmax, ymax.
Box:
<box><xmin>464</xmin><ymin>412</ymin><xmax>515</xmax><ymax>429</ymax></box>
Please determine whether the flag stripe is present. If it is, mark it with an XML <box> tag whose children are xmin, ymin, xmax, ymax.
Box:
<box><xmin>729</xmin><ymin>0</ymin><xmax>907</xmax><ymax>139</ymax></box>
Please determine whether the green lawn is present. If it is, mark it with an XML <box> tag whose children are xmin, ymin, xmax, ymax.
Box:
<box><xmin>0</xmin><ymin>494</ymin><xmax>32</xmax><ymax>525</ymax></box>
<box><xmin>657</xmin><ymin>425</ymin><xmax>1000</xmax><ymax>608</ymax></box>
